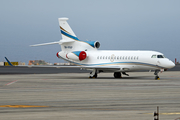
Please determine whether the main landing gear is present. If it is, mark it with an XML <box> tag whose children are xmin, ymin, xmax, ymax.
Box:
<box><xmin>154</xmin><ymin>70</ymin><xmax>160</xmax><ymax>80</ymax></box>
<box><xmin>114</xmin><ymin>72</ymin><xmax>122</xmax><ymax>78</ymax></box>
<box><xmin>89</xmin><ymin>71</ymin><xmax>130</xmax><ymax>79</ymax></box>
<box><xmin>114</xmin><ymin>72</ymin><xmax>129</xmax><ymax>78</ymax></box>
<box><xmin>122</xmin><ymin>72</ymin><xmax>129</xmax><ymax>76</ymax></box>
<box><xmin>89</xmin><ymin>69</ymin><xmax>98</xmax><ymax>78</ymax></box>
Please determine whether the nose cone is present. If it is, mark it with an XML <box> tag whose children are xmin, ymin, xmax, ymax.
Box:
<box><xmin>166</xmin><ymin>60</ymin><xmax>175</xmax><ymax>69</ymax></box>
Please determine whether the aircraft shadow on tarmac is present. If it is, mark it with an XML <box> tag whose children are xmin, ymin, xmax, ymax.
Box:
<box><xmin>49</xmin><ymin>75</ymin><xmax>155</xmax><ymax>80</ymax></box>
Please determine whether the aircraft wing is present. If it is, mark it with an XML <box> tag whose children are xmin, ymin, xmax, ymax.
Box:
<box><xmin>5</xmin><ymin>57</ymin><xmax>120</xmax><ymax>70</ymax></box>
<box><xmin>18</xmin><ymin>65</ymin><xmax>120</xmax><ymax>70</ymax></box>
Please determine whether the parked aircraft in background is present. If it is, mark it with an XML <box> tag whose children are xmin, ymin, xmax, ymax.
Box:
<box><xmin>4</xmin><ymin>57</ymin><xmax>13</xmax><ymax>66</ymax></box>
<box><xmin>31</xmin><ymin>18</ymin><xmax>175</xmax><ymax>80</ymax></box>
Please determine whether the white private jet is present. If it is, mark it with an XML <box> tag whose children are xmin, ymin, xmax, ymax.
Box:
<box><xmin>31</xmin><ymin>18</ymin><xmax>175</xmax><ymax>80</ymax></box>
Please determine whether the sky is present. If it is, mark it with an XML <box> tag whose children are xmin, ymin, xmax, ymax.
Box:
<box><xmin>0</xmin><ymin>0</ymin><xmax>180</xmax><ymax>64</ymax></box>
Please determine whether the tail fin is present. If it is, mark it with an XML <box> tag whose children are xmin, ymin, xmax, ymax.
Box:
<box><xmin>30</xmin><ymin>18</ymin><xmax>76</xmax><ymax>47</ymax></box>
<box><xmin>5</xmin><ymin>57</ymin><xmax>13</xmax><ymax>66</ymax></box>
<box><xmin>58</xmin><ymin>18</ymin><xmax>79</xmax><ymax>40</ymax></box>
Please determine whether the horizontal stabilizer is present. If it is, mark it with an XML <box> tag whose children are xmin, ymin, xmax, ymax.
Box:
<box><xmin>30</xmin><ymin>39</ymin><xmax>75</xmax><ymax>47</ymax></box>
<box><xmin>30</xmin><ymin>41</ymin><xmax>60</xmax><ymax>47</ymax></box>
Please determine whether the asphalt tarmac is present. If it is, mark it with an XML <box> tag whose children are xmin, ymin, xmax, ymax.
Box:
<box><xmin>0</xmin><ymin>64</ymin><xmax>179</xmax><ymax>74</ymax></box>
<box><xmin>0</xmin><ymin>71</ymin><xmax>180</xmax><ymax>120</ymax></box>
<box><xmin>0</xmin><ymin>66</ymin><xmax>88</xmax><ymax>74</ymax></box>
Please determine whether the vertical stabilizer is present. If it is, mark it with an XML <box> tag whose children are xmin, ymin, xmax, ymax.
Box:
<box><xmin>5</xmin><ymin>57</ymin><xmax>13</xmax><ymax>66</ymax></box>
<box><xmin>58</xmin><ymin>18</ymin><xmax>79</xmax><ymax>40</ymax></box>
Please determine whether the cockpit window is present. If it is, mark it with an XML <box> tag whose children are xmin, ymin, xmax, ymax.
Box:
<box><xmin>151</xmin><ymin>55</ymin><xmax>156</xmax><ymax>58</ymax></box>
<box><xmin>152</xmin><ymin>54</ymin><xmax>165</xmax><ymax>58</ymax></box>
<box><xmin>157</xmin><ymin>55</ymin><xmax>164</xmax><ymax>58</ymax></box>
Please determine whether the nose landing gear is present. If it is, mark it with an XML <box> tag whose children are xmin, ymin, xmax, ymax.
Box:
<box><xmin>154</xmin><ymin>70</ymin><xmax>160</xmax><ymax>80</ymax></box>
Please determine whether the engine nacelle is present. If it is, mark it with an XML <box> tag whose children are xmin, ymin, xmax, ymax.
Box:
<box><xmin>84</xmin><ymin>41</ymin><xmax>100</xmax><ymax>49</ymax></box>
<box><xmin>66</xmin><ymin>51</ymin><xmax>87</xmax><ymax>61</ymax></box>
<box><xmin>56</xmin><ymin>52</ymin><xmax>60</xmax><ymax>58</ymax></box>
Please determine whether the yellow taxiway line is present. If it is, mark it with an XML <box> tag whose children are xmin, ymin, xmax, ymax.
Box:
<box><xmin>0</xmin><ymin>105</ymin><xmax>48</xmax><ymax>108</ymax></box>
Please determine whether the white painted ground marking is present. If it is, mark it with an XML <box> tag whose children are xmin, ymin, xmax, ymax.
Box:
<box><xmin>6</xmin><ymin>80</ymin><xmax>18</xmax><ymax>86</ymax></box>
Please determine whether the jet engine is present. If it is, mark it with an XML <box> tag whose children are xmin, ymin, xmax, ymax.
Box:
<box><xmin>84</xmin><ymin>41</ymin><xmax>100</xmax><ymax>49</ymax></box>
<box><xmin>66</xmin><ymin>51</ymin><xmax>87</xmax><ymax>61</ymax></box>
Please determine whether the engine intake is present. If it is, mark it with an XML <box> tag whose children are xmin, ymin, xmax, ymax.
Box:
<box><xmin>94</xmin><ymin>41</ymin><xmax>100</xmax><ymax>48</ymax></box>
<box><xmin>84</xmin><ymin>41</ymin><xmax>100</xmax><ymax>48</ymax></box>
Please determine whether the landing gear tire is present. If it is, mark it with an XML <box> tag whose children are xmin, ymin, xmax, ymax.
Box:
<box><xmin>154</xmin><ymin>70</ymin><xmax>160</xmax><ymax>80</ymax></box>
<box><xmin>114</xmin><ymin>72</ymin><xmax>122</xmax><ymax>78</ymax></box>
<box><xmin>155</xmin><ymin>76</ymin><xmax>160</xmax><ymax>80</ymax></box>
<box><xmin>93</xmin><ymin>73</ymin><xmax>97</xmax><ymax>78</ymax></box>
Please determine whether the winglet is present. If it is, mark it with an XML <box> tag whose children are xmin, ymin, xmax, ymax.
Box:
<box><xmin>5</xmin><ymin>57</ymin><xmax>13</xmax><ymax>66</ymax></box>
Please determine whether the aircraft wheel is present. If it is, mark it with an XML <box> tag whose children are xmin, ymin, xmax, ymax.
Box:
<box><xmin>155</xmin><ymin>76</ymin><xmax>160</xmax><ymax>80</ymax></box>
<box><xmin>93</xmin><ymin>73</ymin><xmax>97</xmax><ymax>78</ymax></box>
<box><xmin>114</xmin><ymin>72</ymin><xmax>122</xmax><ymax>78</ymax></box>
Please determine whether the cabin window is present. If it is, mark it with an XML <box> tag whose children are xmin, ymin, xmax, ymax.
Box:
<box><xmin>117</xmin><ymin>56</ymin><xmax>119</xmax><ymax>60</ymax></box>
<box><xmin>131</xmin><ymin>56</ymin><xmax>133</xmax><ymax>60</ymax></box>
<box><xmin>114</xmin><ymin>56</ymin><xmax>116</xmax><ymax>59</ymax></box>
<box><xmin>108</xmin><ymin>56</ymin><xmax>110</xmax><ymax>59</ymax></box>
<box><xmin>100</xmin><ymin>56</ymin><xmax>102</xmax><ymax>59</ymax></box>
<box><xmin>97</xmin><ymin>56</ymin><xmax>99</xmax><ymax>59</ymax></box>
